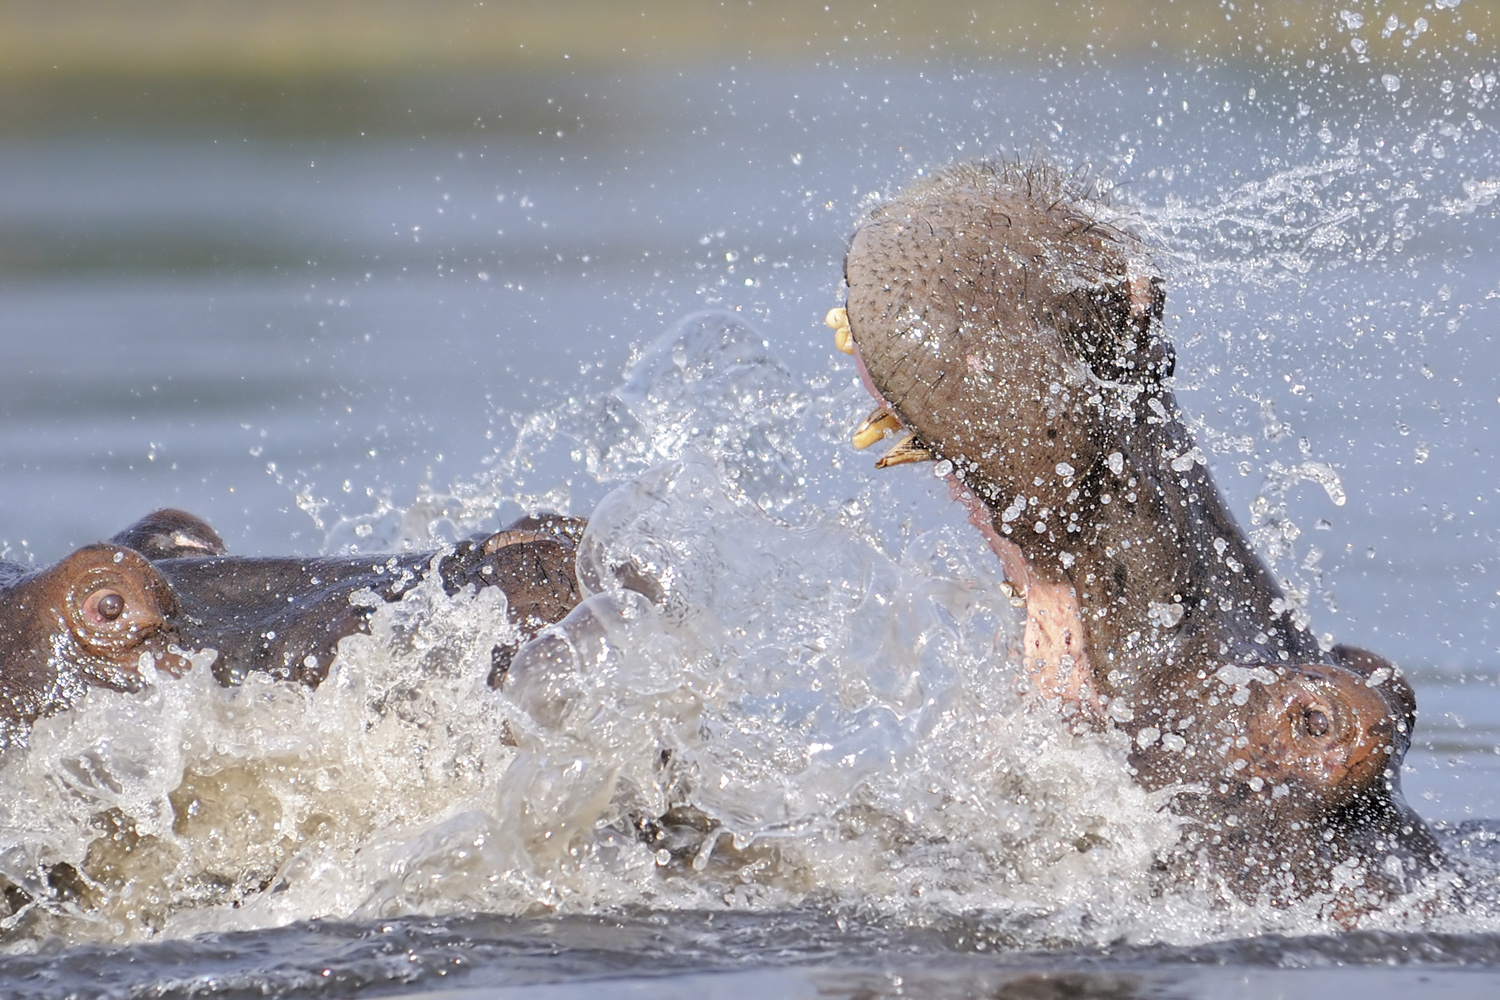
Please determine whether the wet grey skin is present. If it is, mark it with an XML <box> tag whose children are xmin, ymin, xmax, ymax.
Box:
<box><xmin>838</xmin><ymin>161</ymin><xmax>1439</xmax><ymax>909</ymax></box>
<box><xmin>0</xmin><ymin>509</ymin><xmax>585</xmax><ymax>747</ymax></box>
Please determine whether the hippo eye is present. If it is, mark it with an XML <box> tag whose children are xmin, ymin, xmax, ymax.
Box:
<box><xmin>1303</xmin><ymin>708</ymin><xmax>1330</xmax><ymax>738</ymax></box>
<box><xmin>84</xmin><ymin>588</ymin><xmax>127</xmax><ymax>624</ymax></box>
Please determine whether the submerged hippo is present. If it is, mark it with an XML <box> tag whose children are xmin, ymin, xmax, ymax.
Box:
<box><xmin>0</xmin><ymin>508</ymin><xmax>584</xmax><ymax>747</ymax></box>
<box><xmin>831</xmin><ymin>160</ymin><xmax>1438</xmax><ymax>908</ymax></box>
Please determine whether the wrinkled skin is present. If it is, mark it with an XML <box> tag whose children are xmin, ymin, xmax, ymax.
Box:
<box><xmin>0</xmin><ymin>508</ymin><xmax>585</xmax><ymax>746</ymax></box>
<box><xmin>838</xmin><ymin>161</ymin><xmax>1439</xmax><ymax>909</ymax></box>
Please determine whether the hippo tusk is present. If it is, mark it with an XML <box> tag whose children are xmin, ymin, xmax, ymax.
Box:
<box><xmin>851</xmin><ymin>405</ymin><xmax>902</xmax><ymax>450</ymax></box>
<box><xmin>873</xmin><ymin>434</ymin><xmax>933</xmax><ymax>469</ymax></box>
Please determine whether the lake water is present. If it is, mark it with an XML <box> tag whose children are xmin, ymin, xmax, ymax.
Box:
<box><xmin>3</xmin><ymin>43</ymin><xmax>1500</xmax><ymax>1000</ymax></box>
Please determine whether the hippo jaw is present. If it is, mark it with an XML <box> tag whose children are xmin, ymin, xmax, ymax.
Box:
<box><xmin>836</xmin><ymin>162</ymin><xmax>1170</xmax><ymax>552</ymax></box>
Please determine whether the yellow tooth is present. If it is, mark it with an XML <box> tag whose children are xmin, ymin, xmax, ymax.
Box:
<box><xmin>825</xmin><ymin>306</ymin><xmax>854</xmax><ymax>354</ymax></box>
<box><xmin>874</xmin><ymin>434</ymin><xmax>933</xmax><ymax>469</ymax></box>
<box><xmin>852</xmin><ymin>406</ymin><xmax>901</xmax><ymax>450</ymax></box>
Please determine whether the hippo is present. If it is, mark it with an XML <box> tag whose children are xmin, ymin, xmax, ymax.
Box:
<box><xmin>0</xmin><ymin>508</ymin><xmax>584</xmax><ymax>748</ymax></box>
<box><xmin>830</xmin><ymin>160</ymin><xmax>1439</xmax><ymax>910</ymax></box>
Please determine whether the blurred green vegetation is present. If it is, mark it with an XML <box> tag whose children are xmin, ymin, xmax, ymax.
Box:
<box><xmin>0</xmin><ymin>0</ymin><xmax>1491</xmax><ymax>134</ymax></box>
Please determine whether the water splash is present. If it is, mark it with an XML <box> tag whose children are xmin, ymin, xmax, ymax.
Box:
<box><xmin>0</xmin><ymin>311</ymin><xmax>1495</xmax><ymax>954</ymax></box>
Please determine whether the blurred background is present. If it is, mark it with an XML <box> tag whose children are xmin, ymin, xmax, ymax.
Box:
<box><xmin>1</xmin><ymin>0</ymin><xmax>1499</xmax><ymax>811</ymax></box>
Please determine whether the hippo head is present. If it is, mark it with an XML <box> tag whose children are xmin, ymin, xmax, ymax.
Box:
<box><xmin>0</xmin><ymin>544</ymin><xmax>188</xmax><ymax>732</ymax></box>
<box><xmin>833</xmin><ymin>160</ymin><xmax>1436</xmax><ymax>904</ymax></box>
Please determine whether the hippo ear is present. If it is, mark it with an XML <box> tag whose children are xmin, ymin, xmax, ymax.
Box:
<box><xmin>111</xmin><ymin>509</ymin><xmax>227</xmax><ymax>559</ymax></box>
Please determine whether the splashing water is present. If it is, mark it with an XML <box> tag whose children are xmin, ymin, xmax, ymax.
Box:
<box><xmin>6</xmin><ymin>309</ymin><xmax>1500</xmax><ymax>957</ymax></box>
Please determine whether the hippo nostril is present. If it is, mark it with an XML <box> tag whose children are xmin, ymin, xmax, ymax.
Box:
<box><xmin>1303</xmin><ymin>708</ymin><xmax>1330</xmax><ymax>738</ymax></box>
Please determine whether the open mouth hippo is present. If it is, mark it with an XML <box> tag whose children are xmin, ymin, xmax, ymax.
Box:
<box><xmin>830</xmin><ymin>160</ymin><xmax>1439</xmax><ymax>909</ymax></box>
<box><xmin>0</xmin><ymin>508</ymin><xmax>584</xmax><ymax>747</ymax></box>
